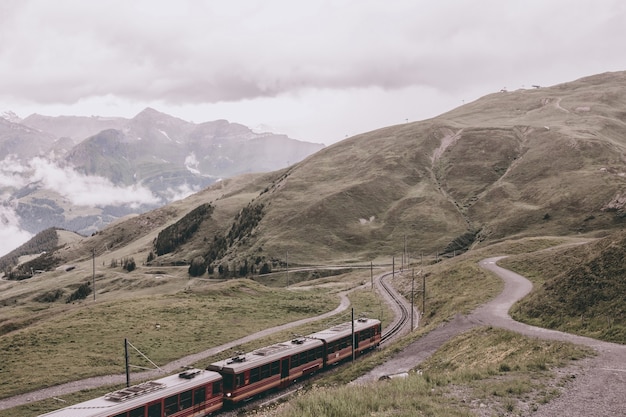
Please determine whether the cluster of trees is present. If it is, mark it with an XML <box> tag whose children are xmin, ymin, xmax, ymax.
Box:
<box><xmin>205</xmin><ymin>203</ymin><xmax>265</xmax><ymax>266</ymax></box>
<box><xmin>4</xmin><ymin>251</ymin><xmax>60</xmax><ymax>281</ymax></box>
<box><xmin>66</xmin><ymin>282</ymin><xmax>92</xmax><ymax>303</ymax></box>
<box><xmin>187</xmin><ymin>202</ymin><xmax>266</xmax><ymax>277</ymax></box>
<box><xmin>109</xmin><ymin>257</ymin><xmax>136</xmax><ymax>272</ymax></box>
<box><xmin>154</xmin><ymin>203</ymin><xmax>213</xmax><ymax>256</ymax></box>
<box><xmin>188</xmin><ymin>255</ymin><xmax>272</xmax><ymax>278</ymax></box>
<box><xmin>0</xmin><ymin>227</ymin><xmax>60</xmax><ymax>276</ymax></box>
<box><xmin>36</xmin><ymin>283</ymin><xmax>93</xmax><ymax>304</ymax></box>
<box><xmin>148</xmin><ymin>201</ymin><xmax>269</xmax><ymax>278</ymax></box>
<box><xmin>442</xmin><ymin>229</ymin><xmax>480</xmax><ymax>255</ymax></box>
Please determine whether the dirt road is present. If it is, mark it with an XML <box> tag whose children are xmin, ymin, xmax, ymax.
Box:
<box><xmin>355</xmin><ymin>257</ymin><xmax>626</xmax><ymax>416</ymax></box>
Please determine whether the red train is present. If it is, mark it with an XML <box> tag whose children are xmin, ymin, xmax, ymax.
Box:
<box><xmin>38</xmin><ymin>318</ymin><xmax>381</xmax><ymax>416</ymax></box>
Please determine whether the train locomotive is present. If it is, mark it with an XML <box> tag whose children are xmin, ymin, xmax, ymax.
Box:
<box><xmin>38</xmin><ymin>317</ymin><xmax>381</xmax><ymax>417</ymax></box>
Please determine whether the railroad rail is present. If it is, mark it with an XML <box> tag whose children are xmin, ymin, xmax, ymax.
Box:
<box><xmin>378</xmin><ymin>271</ymin><xmax>411</xmax><ymax>344</ymax></box>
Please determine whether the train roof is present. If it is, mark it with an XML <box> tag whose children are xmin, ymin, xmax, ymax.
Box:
<box><xmin>208</xmin><ymin>336</ymin><xmax>324</xmax><ymax>374</ymax></box>
<box><xmin>38</xmin><ymin>369</ymin><xmax>221</xmax><ymax>417</ymax></box>
<box><xmin>307</xmin><ymin>318</ymin><xmax>380</xmax><ymax>343</ymax></box>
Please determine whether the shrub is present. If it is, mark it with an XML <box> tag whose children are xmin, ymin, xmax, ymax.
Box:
<box><xmin>123</xmin><ymin>257</ymin><xmax>136</xmax><ymax>272</ymax></box>
<box><xmin>67</xmin><ymin>283</ymin><xmax>92</xmax><ymax>303</ymax></box>
<box><xmin>188</xmin><ymin>256</ymin><xmax>207</xmax><ymax>277</ymax></box>
<box><xmin>35</xmin><ymin>289</ymin><xmax>65</xmax><ymax>303</ymax></box>
<box><xmin>259</xmin><ymin>262</ymin><xmax>272</xmax><ymax>275</ymax></box>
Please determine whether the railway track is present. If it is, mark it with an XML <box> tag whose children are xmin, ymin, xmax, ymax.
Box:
<box><xmin>378</xmin><ymin>271</ymin><xmax>411</xmax><ymax>344</ymax></box>
<box><xmin>223</xmin><ymin>270</ymin><xmax>412</xmax><ymax>415</ymax></box>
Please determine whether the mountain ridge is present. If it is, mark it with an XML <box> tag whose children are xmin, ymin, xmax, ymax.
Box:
<box><xmin>4</xmin><ymin>71</ymin><xmax>626</xmax><ymax>272</ymax></box>
<box><xmin>0</xmin><ymin>108</ymin><xmax>324</xmax><ymax>251</ymax></box>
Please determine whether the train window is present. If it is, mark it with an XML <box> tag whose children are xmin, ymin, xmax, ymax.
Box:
<box><xmin>194</xmin><ymin>386</ymin><xmax>206</xmax><ymax>405</ymax></box>
<box><xmin>147</xmin><ymin>402</ymin><xmax>162</xmax><ymax>417</ymax></box>
<box><xmin>235</xmin><ymin>373</ymin><xmax>245</xmax><ymax>387</ymax></box>
<box><xmin>222</xmin><ymin>374</ymin><xmax>234</xmax><ymax>390</ymax></box>
<box><xmin>128</xmin><ymin>406</ymin><xmax>145</xmax><ymax>417</ymax></box>
<box><xmin>212</xmin><ymin>380</ymin><xmax>222</xmax><ymax>396</ymax></box>
<box><xmin>271</xmin><ymin>361</ymin><xmax>280</xmax><ymax>376</ymax></box>
<box><xmin>164</xmin><ymin>394</ymin><xmax>178</xmax><ymax>415</ymax></box>
<box><xmin>260</xmin><ymin>363</ymin><xmax>271</xmax><ymax>379</ymax></box>
<box><xmin>290</xmin><ymin>354</ymin><xmax>298</xmax><ymax>368</ymax></box>
<box><xmin>250</xmin><ymin>367</ymin><xmax>260</xmax><ymax>383</ymax></box>
<box><xmin>112</xmin><ymin>413</ymin><xmax>126</xmax><ymax>417</ymax></box>
<box><xmin>180</xmin><ymin>390</ymin><xmax>192</xmax><ymax>410</ymax></box>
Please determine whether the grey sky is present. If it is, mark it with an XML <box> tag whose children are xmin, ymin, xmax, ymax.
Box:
<box><xmin>1</xmin><ymin>0</ymin><xmax>625</xmax><ymax>144</ymax></box>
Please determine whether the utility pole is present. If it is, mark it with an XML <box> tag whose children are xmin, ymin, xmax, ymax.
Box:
<box><xmin>125</xmin><ymin>338</ymin><xmax>130</xmax><ymax>387</ymax></box>
<box><xmin>370</xmin><ymin>261</ymin><xmax>373</xmax><ymax>289</ymax></box>
<box><xmin>351</xmin><ymin>308</ymin><xmax>355</xmax><ymax>362</ymax></box>
<box><xmin>392</xmin><ymin>256</ymin><xmax>395</xmax><ymax>278</ymax></box>
<box><xmin>404</xmin><ymin>234</ymin><xmax>407</xmax><ymax>271</ymax></box>
<box><xmin>92</xmin><ymin>249</ymin><xmax>96</xmax><ymax>301</ymax></box>
<box><xmin>286</xmin><ymin>251</ymin><xmax>289</xmax><ymax>286</ymax></box>
<box><xmin>422</xmin><ymin>270</ymin><xmax>426</xmax><ymax>315</ymax></box>
<box><xmin>411</xmin><ymin>269</ymin><xmax>415</xmax><ymax>331</ymax></box>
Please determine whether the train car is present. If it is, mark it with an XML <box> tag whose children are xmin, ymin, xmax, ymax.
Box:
<box><xmin>207</xmin><ymin>336</ymin><xmax>324</xmax><ymax>406</ymax></box>
<box><xmin>38</xmin><ymin>369</ymin><xmax>223</xmax><ymax>417</ymax></box>
<box><xmin>308</xmin><ymin>317</ymin><xmax>381</xmax><ymax>366</ymax></box>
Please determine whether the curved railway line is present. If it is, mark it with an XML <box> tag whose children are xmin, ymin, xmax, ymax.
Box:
<box><xmin>378</xmin><ymin>271</ymin><xmax>412</xmax><ymax>344</ymax></box>
<box><xmin>0</xmin><ymin>267</ymin><xmax>414</xmax><ymax>416</ymax></box>
<box><xmin>224</xmin><ymin>269</ymin><xmax>414</xmax><ymax>415</ymax></box>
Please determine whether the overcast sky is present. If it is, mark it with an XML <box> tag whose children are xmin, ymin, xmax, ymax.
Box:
<box><xmin>1</xmin><ymin>0</ymin><xmax>625</xmax><ymax>145</ymax></box>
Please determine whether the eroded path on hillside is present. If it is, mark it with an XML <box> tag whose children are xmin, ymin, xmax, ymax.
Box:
<box><xmin>355</xmin><ymin>257</ymin><xmax>626</xmax><ymax>417</ymax></box>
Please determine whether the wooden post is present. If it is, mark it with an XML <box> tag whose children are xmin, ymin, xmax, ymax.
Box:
<box><xmin>411</xmin><ymin>269</ymin><xmax>415</xmax><ymax>331</ymax></box>
<box><xmin>351</xmin><ymin>308</ymin><xmax>355</xmax><ymax>362</ymax></box>
<box><xmin>125</xmin><ymin>338</ymin><xmax>130</xmax><ymax>387</ymax></box>
<box><xmin>92</xmin><ymin>249</ymin><xmax>96</xmax><ymax>301</ymax></box>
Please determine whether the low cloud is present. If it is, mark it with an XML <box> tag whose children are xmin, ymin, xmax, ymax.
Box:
<box><xmin>162</xmin><ymin>183</ymin><xmax>201</xmax><ymax>203</ymax></box>
<box><xmin>0</xmin><ymin>203</ymin><xmax>32</xmax><ymax>257</ymax></box>
<box><xmin>29</xmin><ymin>158</ymin><xmax>161</xmax><ymax>207</ymax></box>
<box><xmin>0</xmin><ymin>155</ymin><xmax>30</xmax><ymax>188</ymax></box>
<box><xmin>1</xmin><ymin>156</ymin><xmax>161</xmax><ymax>208</ymax></box>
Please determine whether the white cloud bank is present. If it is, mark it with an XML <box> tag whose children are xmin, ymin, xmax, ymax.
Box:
<box><xmin>0</xmin><ymin>203</ymin><xmax>32</xmax><ymax>257</ymax></box>
<box><xmin>0</xmin><ymin>156</ymin><xmax>162</xmax><ymax>256</ymax></box>
<box><xmin>27</xmin><ymin>157</ymin><xmax>160</xmax><ymax>207</ymax></box>
<box><xmin>0</xmin><ymin>156</ymin><xmax>160</xmax><ymax>208</ymax></box>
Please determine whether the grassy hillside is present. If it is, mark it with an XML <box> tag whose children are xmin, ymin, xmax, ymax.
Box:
<box><xmin>3</xmin><ymin>72</ymin><xmax>626</xmax><ymax>415</ymax></box>
<box><xmin>15</xmin><ymin>72</ymin><xmax>624</xmax><ymax>273</ymax></box>
<box><xmin>0</xmin><ymin>228</ymin><xmax>84</xmax><ymax>277</ymax></box>
<box><xmin>273</xmin><ymin>327</ymin><xmax>591</xmax><ymax>417</ymax></box>
<box><xmin>152</xmin><ymin>71</ymin><xmax>626</xmax><ymax>267</ymax></box>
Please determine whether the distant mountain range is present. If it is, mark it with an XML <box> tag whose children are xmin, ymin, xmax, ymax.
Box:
<box><xmin>0</xmin><ymin>108</ymin><xmax>324</xmax><ymax>249</ymax></box>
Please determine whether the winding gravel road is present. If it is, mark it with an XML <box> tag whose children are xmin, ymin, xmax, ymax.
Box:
<box><xmin>356</xmin><ymin>257</ymin><xmax>626</xmax><ymax>416</ymax></box>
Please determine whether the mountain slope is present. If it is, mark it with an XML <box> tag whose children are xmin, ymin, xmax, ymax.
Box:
<box><xmin>191</xmin><ymin>71</ymin><xmax>626</xmax><ymax>265</ymax></box>
<box><xmin>2</xmin><ymin>108</ymin><xmax>324</xmax><ymax>242</ymax></box>
<box><xmin>10</xmin><ymin>71</ymin><xmax>626</xmax><ymax>271</ymax></box>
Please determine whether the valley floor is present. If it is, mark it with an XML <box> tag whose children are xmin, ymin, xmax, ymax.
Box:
<box><xmin>3</xmin><ymin>258</ymin><xmax>626</xmax><ymax>416</ymax></box>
